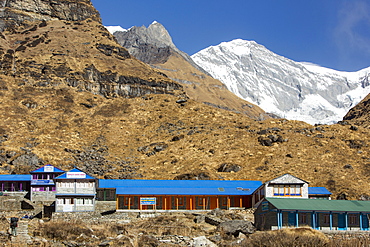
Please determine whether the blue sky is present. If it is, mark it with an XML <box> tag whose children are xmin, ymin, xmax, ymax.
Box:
<box><xmin>91</xmin><ymin>0</ymin><xmax>370</xmax><ymax>72</ymax></box>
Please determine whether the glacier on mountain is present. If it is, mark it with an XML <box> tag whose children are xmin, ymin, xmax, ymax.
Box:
<box><xmin>191</xmin><ymin>39</ymin><xmax>370</xmax><ymax>125</ymax></box>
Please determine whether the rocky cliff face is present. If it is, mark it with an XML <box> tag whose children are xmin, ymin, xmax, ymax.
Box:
<box><xmin>112</xmin><ymin>22</ymin><xmax>270</xmax><ymax>120</ymax></box>
<box><xmin>0</xmin><ymin>0</ymin><xmax>182</xmax><ymax>98</ymax></box>
<box><xmin>343</xmin><ymin>92</ymin><xmax>370</xmax><ymax>127</ymax></box>
<box><xmin>0</xmin><ymin>0</ymin><xmax>101</xmax><ymax>31</ymax></box>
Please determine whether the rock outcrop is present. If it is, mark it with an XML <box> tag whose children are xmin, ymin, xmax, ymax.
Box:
<box><xmin>0</xmin><ymin>0</ymin><xmax>182</xmax><ymax>99</ymax></box>
<box><xmin>0</xmin><ymin>0</ymin><xmax>101</xmax><ymax>31</ymax></box>
<box><xmin>112</xmin><ymin>22</ymin><xmax>270</xmax><ymax>120</ymax></box>
<box><xmin>114</xmin><ymin>21</ymin><xmax>208</xmax><ymax>73</ymax></box>
<box><xmin>343</xmin><ymin>93</ymin><xmax>370</xmax><ymax>128</ymax></box>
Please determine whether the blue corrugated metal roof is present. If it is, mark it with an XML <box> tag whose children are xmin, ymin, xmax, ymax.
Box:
<box><xmin>0</xmin><ymin>174</ymin><xmax>31</xmax><ymax>181</ymax></box>
<box><xmin>55</xmin><ymin>168</ymin><xmax>95</xmax><ymax>180</ymax></box>
<box><xmin>99</xmin><ymin>179</ymin><xmax>262</xmax><ymax>196</ymax></box>
<box><xmin>30</xmin><ymin>164</ymin><xmax>65</xmax><ymax>173</ymax></box>
<box><xmin>308</xmin><ymin>187</ymin><xmax>332</xmax><ymax>195</ymax></box>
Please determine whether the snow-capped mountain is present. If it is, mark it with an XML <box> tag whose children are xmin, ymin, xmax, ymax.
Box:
<box><xmin>191</xmin><ymin>39</ymin><xmax>370</xmax><ymax>125</ymax></box>
<box><xmin>105</xmin><ymin>25</ymin><xmax>127</xmax><ymax>34</ymax></box>
<box><xmin>106</xmin><ymin>22</ymin><xmax>270</xmax><ymax>120</ymax></box>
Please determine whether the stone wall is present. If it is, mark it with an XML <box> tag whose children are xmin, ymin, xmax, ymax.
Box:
<box><xmin>0</xmin><ymin>196</ymin><xmax>22</xmax><ymax>211</ymax></box>
<box><xmin>95</xmin><ymin>201</ymin><xmax>116</xmax><ymax>213</ymax></box>
<box><xmin>31</xmin><ymin>191</ymin><xmax>56</xmax><ymax>202</ymax></box>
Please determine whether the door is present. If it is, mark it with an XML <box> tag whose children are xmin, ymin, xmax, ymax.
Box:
<box><xmin>363</xmin><ymin>214</ymin><xmax>369</xmax><ymax>230</ymax></box>
<box><xmin>288</xmin><ymin>212</ymin><xmax>296</xmax><ymax>226</ymax></box>
<box><xmin>338</xmin><ymin>213</ymin><xmax>346</xmax><ymax>230</ymax></box>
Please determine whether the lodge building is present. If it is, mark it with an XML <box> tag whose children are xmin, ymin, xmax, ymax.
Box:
<box><xmin>2</xmin><ymin>168</ymin><xmax>370</xmax><ymax>232</ymax></box>
<box><xmin>255</xmin><ymin>198</ymin><xmax>370</xmax><ymax>231</ymax></box>
<box><xmin>99</xmin><ymin>179</ymin><xmax>262</xmax><ymax>211</ymax></box>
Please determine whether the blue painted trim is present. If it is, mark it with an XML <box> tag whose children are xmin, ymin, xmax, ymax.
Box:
<box><xmin>280</xmin><ymin>211</ymin><xmax>283</xmax><ymax>229</ymax></box>
<box><xmin>330</xmin><ymin>211</ymin><xmax>333</xmax><ymax>230</ymax></box>
<box><xmin>296</xmin><ymin>210</ymin><xmax>299</xmax><ymax>227</ymax></box>
<box><xmin>360</xmin><ymin>213</ymin><xmax>363</xmax><ymax>231</ymax></box>
<box><xmin>345</xmin><ymin>212</ymin><xmax>348</xmax><ymax>230</ymax></box>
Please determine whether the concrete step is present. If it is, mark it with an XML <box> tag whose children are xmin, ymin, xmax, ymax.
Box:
<box><xmin>11</xmin><ymin>220</ymin><xmax>32</xmax><ymax>244</ymax></box>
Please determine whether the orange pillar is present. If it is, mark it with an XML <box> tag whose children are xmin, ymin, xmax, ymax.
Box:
<box><xmin>176</xmin><ymin>197</ymin><xmax>179</xmax><ymax>210</ymax></box>
<box><xmin>227</xmin><ymin>197</ymin><xmax>230</xmax><ymax>209</ymax></box>
<box><xmin>217</xmin><ymin>197</ymin><xmax>219</xmax><ymax>209</ymax></box>
<box><xmin>203</xmin><ymin>198</ymin><xmax>206</xmax><ymax>210</ymax></box>
<box><xmin>128</xmin><ymin>197</ymin><xmax>131</xmax><ymax>210</ymax></box>
<box><xmin>190</xmin><ymin>197</ymin><xmax>193</xmax><ymax>210</ymax></box>
<box><xmin>240</xmin><ymin>197</ymin><xmax>243</xmax><ymax>208</ymax></box>
<box><xmin>164</xmin><ymin>197</ymin><xmax>167</xmax><ymax>210</ymax></box>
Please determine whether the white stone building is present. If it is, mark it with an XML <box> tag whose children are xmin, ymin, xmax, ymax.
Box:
<box><xmin>54</xmin><ymin>168</ymin><xmax>96</xmax><ymax>212</ymax></box>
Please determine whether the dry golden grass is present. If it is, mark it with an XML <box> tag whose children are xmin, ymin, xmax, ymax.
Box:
<box><xmin>243</xmin><ymin>228</ymin><xmax>370</xmax><ymax>247</ymax></box>
<box><xmin>153</xmin><ymin>52</ymin><xmax>269</xmax><ymax>120</ymax></box>
<box><xmin>0</xmin><ymin>81</ymin><xmax>370</xmax><ymax>199</ymax></box>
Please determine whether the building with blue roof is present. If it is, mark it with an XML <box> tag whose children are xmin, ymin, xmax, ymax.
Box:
<box><xmin>252</xmin><ymin>174</ymin><xmax>332</xmax><ymax>208</ymax></box>
<box><xmin>308</xmin><ymin>187</ymin><xmax>332</xmax><ymax>200</ymax></box>
<box><xmin>30</xmin><ymin>164</ymin><xmax>65</xmax><ymax>201</ymax></box>
<box><xmin>0</xmin><ymin>174</ymin><xmax>31</xmax><ymax>196</ymax></box>
<box><xmin>98</xmin><ymin>179</ymin><xmax>262</xmax><ymax>211</ymax></box>
<box><xmin>54</xmin><ymin>168</ymin><xmax>97</xmax><ymax>212</ymax></box>
<box><xmin>0</xmin><ymin>168</ymin><xmax>334</xmax><ymax>214</ymax></box>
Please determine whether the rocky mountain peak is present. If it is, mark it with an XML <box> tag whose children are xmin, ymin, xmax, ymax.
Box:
<box><xmin>0</xmin><ymin>0</ymin><xmax>101</xmax><ymax>32</ymax></box>
<box><xmin>113</xmin><ymin>21</ymin><xmax>175</xmax><ymax>64</ymax></box>
<box><xmin>146</xmin><ymin>21</ymin><xmax>176</xmax><ymax>48</ymax></box>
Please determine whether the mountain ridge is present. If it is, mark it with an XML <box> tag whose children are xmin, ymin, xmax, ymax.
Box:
<box><xmin>191</xmin><ymin>39</ymin><xmax>370</xmax><ymax>125</ymax></box>
<box><xmin>111</xmin><ymin>23</ymin><xmax>270</xmax><ymax>120</ymax></box>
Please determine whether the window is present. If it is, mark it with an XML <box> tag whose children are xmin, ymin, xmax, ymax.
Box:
<box><xmin>222</xmin><ymin>197</ymin><xmax>228</xmax><ymax>206</ymax></box>
<box><xmin>273</xmin><ymin>186</ymin><xmax>279</xmax><ymax>196</ymax></box>
<box><xmin>300</xmin><ymin>213</ymin><xmax>307</xmax><ymax>224</ymax></box>
<box><xmin>177</xmin><ymin>197</ymin><xmax>184</xmax><ymax>206</ymax></box>
<box><xmin>76</xmin><ymin>198</ymin><xmax>84</xmax><ymax>205</ymax></box>
<box><xmin>198</xmin><ymin>197</ymin><xmax>206</xmax><ymax>206</ymax></box>
<box><xmin>323</xmin><ymin>214</ymin><xmax>330</xmax><ymax>224</ymax></box>
<box><xmin>84</xmin><ymin>198</ymin><xmax>93</xmax><ymax>205</ymax></box>
<box><xmin>124</xmin><ymin>197</ymin><xmax>133</xmax><ymax>206</ymax></box>
<box><xmin>273</xmin><ymin>184</ymin><xmax>301</xmax><ymax>196</ymax></box>
<box><xmin>76</xmin><ymin>182</ymin><xmax>82</xmax><ymax>188</ymax></box>
<box><xmin>349</xmin><ymin>214</ymin><xmax>358</xmax><ymax>225</ymax></box>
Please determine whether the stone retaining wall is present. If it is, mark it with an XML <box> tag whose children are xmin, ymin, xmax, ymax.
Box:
<box><xmin>95</xmin><ymin>201</ymin><xmax>116</xmax><ymax>213</ymax></box>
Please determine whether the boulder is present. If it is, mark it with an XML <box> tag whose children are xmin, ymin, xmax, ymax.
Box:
<box><xmin>217</xmin><ymin>220</ymin><xmax>255</xmax><ymax>237</ymax></box>
<box><xmin>190</xmin><ymin>236</ymin><xmax>218</xmax><ymax>247</ymax></box>
<box><xmin>217</xmin><ymin>163</ymin><xmax>241</xmax><ymax>172</ymax></box>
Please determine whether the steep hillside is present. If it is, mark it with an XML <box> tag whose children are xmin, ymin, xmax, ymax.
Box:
<box><xmin>0</xmin><ymin>0</ymin><xmax>182</xmax><ymax>98</ymax></box>
<box><xmin>343</xmin><ymin>93</ymin><xmax>370</xmax><ymax>128</ymax></box>
<box><xmin>192</xmin><ymin>39</ymin><xmax>370</xmax><ymax>125</ymax></box>
<box><xmin>1</xmin><ymin>83</ymin><xmax>370</xmax><ymax>200</ymax></box>
<box><xmin>112</xmin><ymin>22</ymin><xmax>270</xmax><ymax>120</ymax></box>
